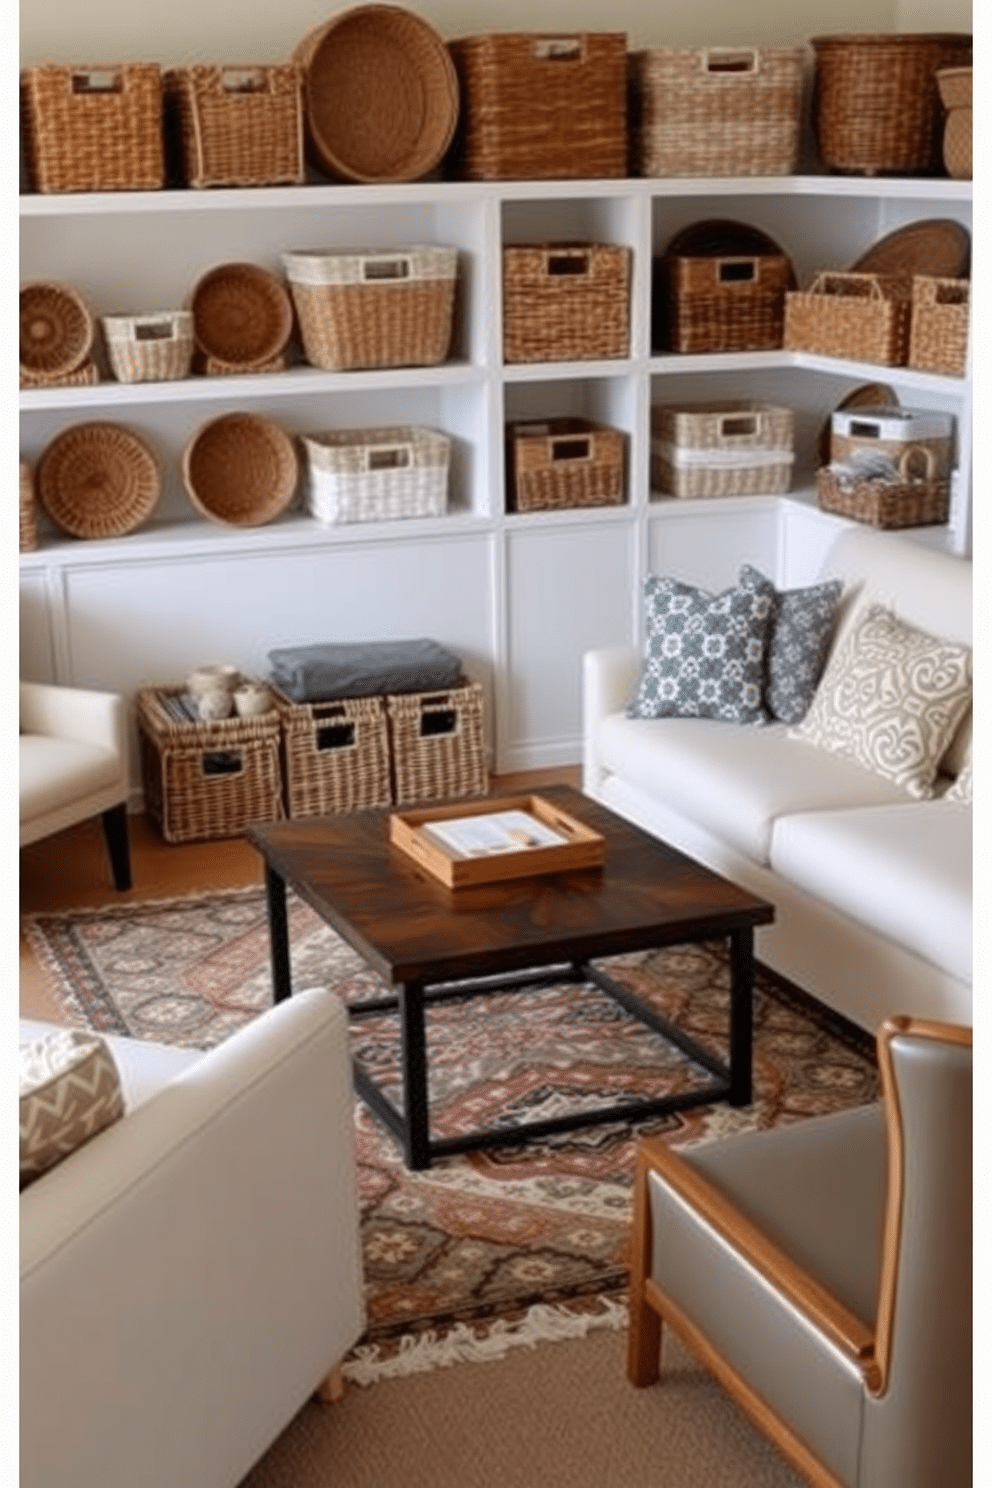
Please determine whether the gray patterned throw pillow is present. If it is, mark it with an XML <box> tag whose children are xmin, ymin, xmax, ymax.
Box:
<box><xmin>628</xmin><ymin>571</ymin><xmax>775</xmax><ymax>724</ymax></box>
<box><xmin>739</xmin><ymin>565</ymin><xmax>843</xmax><ymax>725</ymax></box>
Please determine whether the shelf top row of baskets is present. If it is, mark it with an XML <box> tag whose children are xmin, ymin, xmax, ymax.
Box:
<box><xmin>20</xmin><ymin>9</ymin><xmax>972</xmax><ymax>193</ymax></box>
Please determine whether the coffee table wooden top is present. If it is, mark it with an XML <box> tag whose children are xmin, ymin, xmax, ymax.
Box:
<box><xmin>248</xmin><ymin>785</ymin><xmax>774</xmax><ymax>987</ymax></box>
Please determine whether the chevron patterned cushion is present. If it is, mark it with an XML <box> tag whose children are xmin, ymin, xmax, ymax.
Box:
<box><xmin>20</xmin><ymin>1029</ymin><xmax>124</xmax><ymax>1188</ymax></box>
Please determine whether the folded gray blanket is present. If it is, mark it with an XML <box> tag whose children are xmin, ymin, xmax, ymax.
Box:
<box><xmin>268</xmin><ymin>638</ymin><xmax>463</xmax><ymax>703</ymax></box>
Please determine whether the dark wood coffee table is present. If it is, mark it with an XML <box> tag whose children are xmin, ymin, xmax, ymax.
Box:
<box><xmin>248</xmin><ymin>786</ymin><xmax>774</xmax><ymax>1170</ymax></box>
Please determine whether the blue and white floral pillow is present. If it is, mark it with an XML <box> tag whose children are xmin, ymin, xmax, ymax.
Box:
<box><xmin>739</xmin><ymin>565</ymin><xmax>843</xmax><ymax>725</ymax></box>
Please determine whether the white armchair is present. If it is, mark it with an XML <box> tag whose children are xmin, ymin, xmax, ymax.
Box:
<box><xmin>20</xmin><ymin>987</ymin><xmax>366</xmax><ymax>1488</ymax></box>
<box><xmin>19</xmin><ymin>679</ymin><xmax>132</xmax><ymax>889</ymax></box>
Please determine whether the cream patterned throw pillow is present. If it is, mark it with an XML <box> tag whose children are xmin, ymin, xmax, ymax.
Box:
<box><xmin>945</xmin><ymin>757</ymin><xmax>973</xmax><ymax>804</ymax></box>
<box><xmin>791</xmin><ymin>604</ymin><xmax>972</xmax><ymax>799</ymax></box>
<box><xmin>20</xmin><ymin>1029</ymin><xmax>125</xmax><ymax>1188</ymax></box>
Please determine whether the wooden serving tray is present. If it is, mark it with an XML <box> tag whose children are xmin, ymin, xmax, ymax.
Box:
<box><xmin>389</xmin><ymin>793</ymin><xmax>605</xmax><ymax>888</ymax></box>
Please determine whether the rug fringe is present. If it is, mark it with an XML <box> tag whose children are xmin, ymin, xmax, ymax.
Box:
<box><xmin>342</xmin><ymin>1295</ymin><xmax>629</xmax><ymax>1388</ymax></box>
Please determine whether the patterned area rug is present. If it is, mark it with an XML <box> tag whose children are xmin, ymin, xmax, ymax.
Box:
<box><xmin>23</xmin><ymin>886</ymin><xmax>880</xmax><ymax>1383</ymax></box>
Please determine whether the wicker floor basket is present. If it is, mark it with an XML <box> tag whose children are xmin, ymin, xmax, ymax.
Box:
<box><xmin>630</xmin><ymin>47</ymin><xmax>803</xmax><ymax>178</ymax></box>
<box><xmin>189</xmin><ymin>262</ymin><xmax>293</xmax><ymax>370</ymax></box>
<box><xmin>20</xmin><ymin>461</ymin><xmax>38</xmax><ymax>552</ymax></box>
<box><xmin>303</xmin><ymin>426</ymin><xmax>450</xmax><ymax>525</ymax></box>
<box><xmin>276</xmin><ymin>690</ymin><xmax>393</xmax><ymax>818</ymax></box>
<box><xmin>817</xmin><ymin>467</ymin><xmax>949</xmax><ymax>529</ymax></box>
<box><xmin>20</xmin><ymin>281</ymin><xmax>94</xmax><ymax>380</ymax></box>
<box><xmin>651</xmin><ymin>402</ymin><xmax>794</xmax><ymax>499</ymax></box>
<box><xmin>811</xmin><ymin>33</ymin><xmax>972</xmax><ymax>176</ymax></box>
<box><xmin>165</xmin><ymin>65</ymin><xmax>304</xmax><ymax>188</ymax></box>
<box><xmin>20</xmin><ymin>63</ymin><xmax>164</xmax><ymax>193</ymax></box>
<box><xmin>183</xmin><ymin>413</ymin><xmax>298</xmax><ymax>527</ymax></box>
<box><xmin>507</xmin><ymin>419</ymin><xmax>625</xmax><ymax>512</ymax></box>
<box><xmin>282</xmin><ymin>246</ymin><xmax>457</xmax><ymax>371</ymax></box>
<box><xmin>784</xmin><ymin>271</ymin><xmax>913</xmax><ymax>366</ymax></box>
<box><xmin>502</xmin><ymin>244</ymin><xmax>630</xmax><ymax>364</ymax></box>
<box><xmin>907</xmin><ymin>277</ymin><xmax>969</xmax><ymax>376</ymax></box>
<box><xmin>101</xmin><ymin>311</ymin><xmax>194</xmax><ymax>383</ymax></box>
<box><xmin>37</xmin><ymin>422</ymin><xmax>160</xmax><ymax>539</ymax></box>
<box><xmin>449</xmin><ymin>32</ymin><xmax>627</xmax><ymax>180</ymax></box>
<box><xmin>658</xmin><ymin>221</ymin><xmax>794</xmax><ymax>355</ymax></box>
<box><xmin>137</xmin><ymin>686</ymin><xmax>284</xmax><ymax>843</ymax></box>
<box><xmin>387</xmin><ymin>682</ymin><xmax>488</xmax><ymax>806</ymax></box>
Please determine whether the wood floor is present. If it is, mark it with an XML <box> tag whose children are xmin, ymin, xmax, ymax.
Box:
<box><xmin>19</xmin><ymin>766</ymin><xmax>581</xmax><ymax>1023</ymax></box>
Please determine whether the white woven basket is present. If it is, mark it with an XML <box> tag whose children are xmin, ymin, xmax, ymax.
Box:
<box><xmin>302</xmin><ymin>426</ymin><xmax>450</xmax><ymax>524</ymax></box>
<box><xmin>651</xmin><ymin>401</ymin><xmax>794</xmax><ymax>499</ymax></box>
<box><xmin>102</xmin><ymin>311</ymin><xmax>194</xmax><ymax>383</ymax></box>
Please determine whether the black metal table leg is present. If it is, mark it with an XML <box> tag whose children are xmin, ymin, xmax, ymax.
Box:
<box><xmin>264</xmin><ymin>864</ymin><xmax>293</xmax><ymax>1003</ymax></box>
<box><xmin>398</xmin><ymin>981</ymin><xmax>431</xmax><ymax>1170</ymax></box>
<box><xmin>728</xmin><ymin>926</ymin><xmax>754</xmax><ymax>1106</ymax></box>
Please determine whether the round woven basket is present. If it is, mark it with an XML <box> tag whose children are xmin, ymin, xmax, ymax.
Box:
<box><xmin>182</xmin><ymin>413</ymin><xmax>298</xmax><ymax>527</ymax></box>
<box><xmin>37</xmin><ymin>423</ymin><xmax>161</xmax><ymax>539</ymax></box>
<box><xmin>188</xmin><ymin>262</ymin><xmax>293</xmax><ymax>369</ymax></box>
<box><xmin>20</xmin><ymin>280</ymin><xmax>94</xmax><ymax>378</ymax></box>
<box><xmin>295</xmin><ymin>5</ymin><xmax>459</xmax><ymax>183</ymax></box>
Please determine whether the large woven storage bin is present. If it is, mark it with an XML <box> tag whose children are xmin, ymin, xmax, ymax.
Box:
<box><xmin>658</xmin><ymin>221</ymin><xmax>794</xmax><ymax>355</ymax></box>
<box><xmin>164</xmin><ymin>65</ymin><xmax>304</xmax><ymax>188</ymax></box>
<box><xmin>282</xmin><ymin>246</ymin><xmax>457</xmax><ymax>371</ymax></box>
<box><xmin>630</xmin><ymin>47</ymin><xmax>803</xmax><ymax>177</ymax></box>
<box><xmin>811</xmin><ymin>33</ymin><xmax>972</xmax><ymax>176</ymax></box>
<box><xmin>784</xmin><ymin>271</ymin><xmax>912</xmax><ymax>366</ymax></box>
<box><xmin>137</xmin><ymin>687</ymin><xmax>283</xmax><ymax>843</ymax></box>
<box><xmin>303</xmin><ymin>426</ymin><xmax>450</xmax><ymax>525</ymax></box>
<box><xmin>101</xmin><ymin>311</ymin><xmax>194</xmax><ymax>384</ymax></box>
<box><xmin>387</xmin><ymin>682</ymin><xmax>488</xmax><ymax>805</ymax></box>
<box><xmin>502</xmin><ymin>244</ymin><xmax>630</xmax><ymax>364</ymax></box>
<box><xmin>507</xmin><ymin>419</ymin><xmax>625</xmax><ymax>512</ymax></box>
<box><xmin>816</xmin><ymin>467</ymin><xmax>949</xmax><ymax>529</ymax></box>
<box><xmin>276</xmin><ymin>691</ymin><xmax>392</xmax><ymax>818</ymax></box>
<box><xmin>20</xmin><ymin>461</ymin><xmax>38</xmax><ymax>552</ymax></box>
<box><xmin>651</xmin><ymin>402</ymin><xmax>794</xmax><ymax>499</ymax></box>
<box><xmin>20</xmin><ymin>64</ymin><xmax>164</xmax><ymax>193</ymax></box>
<box><xmin>449</xmin><ymin>32</ymin><xmax>627</xmax><ymax>180</ymax></box>
<box><xmin>907</xmin><ymin>277</ymin><xmax>969</xmax><ymax>376</ymax></box>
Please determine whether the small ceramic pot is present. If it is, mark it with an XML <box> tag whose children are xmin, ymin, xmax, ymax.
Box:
<box><xmin>233</xmin><ymin>683</ymin><xmax>273</xmax><ymax>718</ymax></box>
<box><xmin>186</xmin><ymin>663</ymin><xmax>241</xmax><ymax>699</ymax></box>
<box><xmin>197</xmin><ymin>686</ymin><xmax>234</xmax><ymax>721</ymax></box>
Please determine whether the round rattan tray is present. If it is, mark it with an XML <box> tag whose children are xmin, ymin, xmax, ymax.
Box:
<box><xmin>182</xmin><ymin>413</ymin><xmax>299</xmax><ymax>527</ymax></box>
<box><xmin>20</xmin><ymin>280</ymin><xmax>94</xmax><ymax>379</ymax></box>
<box><xmin>851</xmin><ymin>219</ymin><xmax>970</xmax><ymax>280</ymax></box>
<box><xmin>295</xmin><ymin>5</ymin><xmax>459</xmax><ymax>183</ymax></box>
<box><xmin>188</xmin><ymin>262</ymin><xmax>293</xmax><ymax>369</ymax></box>
<box><xmin>37</xmin><ymin>422</ymin><xmax>161</xmax><ymax>539</ymax></box>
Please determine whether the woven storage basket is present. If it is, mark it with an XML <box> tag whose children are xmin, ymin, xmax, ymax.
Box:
<box><xmin>20</xmin><ymin>461</ymin><xmax>38</xmax><ymax>552</ymax></box>
<box><xmin>295</xmin><ymin>5</ymin><xmax>458</xmax><ymax>183</ymax></box>
<box><xmin>502</xmin><ymin>244</ymin><xmax>630</xmax><ymax>364</ymax></box>
<box><xmin>303</xmin><ymin>426</ymin><xmax>450</xmax><ymax>525</ymax></box>
<box><xmin>811</xmin><ymin>33</ymin><xmax>972</xmax><ymax>176</ymax></box>
<box><xmin>651</xmin><ymin>402</ymin><xmax>794</xmax><ymax>499</ymax></box>
<box><xmin>829</xmin><ymin>405</ymin><xmax>953</xmax><ymax>480</ymax></box>
<box><xmin>630</xmin><ymin>47</ymin><xmax>803</xmax><ymax>178</ymax></box>
<box><xmin>658</xmin><ymin>221</ymin><xmax>794</xmax><ymax>355</ymax></box>
<box><xmin>937</xmin><ymin>68</ymin><xmax>972</xmax><ymax>180</ymax></box>
<box><xmin>20</xmin><ymin>361</ymin><xmax>100</xmax><ymax>390</ymax></box>
<box><xmin>182</xmin><ymin>413</ymin><xmax>298</xmax><ymax>527</ymax></box>
<box><xmin>101</xmin><ymin>311</ymin><xmax>194</xmax><ymax>383</ymax></box>
<box><xmin>37</xmin><ymin>422</ymin><xmax>160</xmax><ymax>539</ymax></box>
<box><xmin>449</xmin><ymin>32</ymin><xmax>627</xmax><ymax>180</ymax></box>
<box><xmin>816</xmin><ymin>467</ymin><xmax>949</xmax><ymax>529</ymax></box>
<box><xmin>164</xmin><ymin>65</ymin><xmax>304</xmax><ymax>188</ymax></box>
<box><xmin>907</xmin><ymin>276</ymin><xmax>969</xmax><ymax>376</ymax></box>
<box><xmin>189</xmin><ymin>262</ymin><xmax>293</xmax><ymax>370</ymax></box>
<box><xmin>275</xmin><ymin>690</ymin><xmax>393</xmax><ymax>818</ymax></box>
<box><xmin>784</xmin><ymin>271</ymin><xmax>912</xmax><ymax>366</ymax></box>
<box><xmin>137</xmin><ymin>686</ymin><xmax>283</xmax><ymax>843</ymax></box>
<box><xmin>20</xmin><ymin>281</ymin><xmax>94</xmax><ymax>380</ymax></box>
<box><xmin>506</xmin><ymin>419</ymin><xmax>625</xmax><ymax>512</ymax></box>
<box><xmin>387</xmin><ymin>681</ymin><xmax>488</xmax><ymax>806</ymax></box>
<box><xmin>20</xmin><ymin>63</ymin><xmax>164</xmax><ymax>193</ymax></box>
<box><xmin>282</xmin><ymin>245</ymin><xmax>457</xmax><ymax>371</ymax></box>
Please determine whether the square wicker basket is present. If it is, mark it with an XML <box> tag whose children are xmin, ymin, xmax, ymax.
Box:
<box><xmin>302</xmin><ymin>426</ymin><xmax>450</xmax><ymax>525</ymax></box>
<box><xmin>449</xmin><ymin>32</ymin><xmax>627</xmax><ymax>180</ymax></box>
<box><xmin>164</xmin><ymin>64</ymin><xmax>304</xmax><ymax>188</ymax></box>
<box><xmin>20</xmin><ymin>63</ymin><xmax>164</xmax><ymax>193</ymax></box>
<box><xmin>651</xmin><ymin>402</ymin><xmax>794</xmax><ymax>499</ymax></box>
<box><xmin>816</xmin><ymin>468</ymin><xmax>949</xmax><ymax>529</ymax></box>
<box><xmin>137</xmin><ymin>687</ymin><xmax>283</xmax><ymax>843</ymax></box>
<box><xmin>502</xmin><ymin>244</ymin><xmax>630</xmax><ymax>364</ymax></box>
<box><xmin>275</xmin><ymin>690</ymin><xmax>392</xmax><ymax>818</ymax></box>
<box><xmin>658</xmin><ymin>237</ymin><xmax>793</xmax><ymax>355</ymax></box>
<box><xmin>507</xmin><ymin>419</ymin><xmax>625</xmax><ymax>512</ymax></box>
<box><xmin>907</xmin><ymin>277</ymin><xmax>970</xmax><ymax>377</ymax></box>
<box><xmin>387</xmin><ymin>682</ymin><xmax>489</xmax><ymax>806</ymax></box>
<box><xmin>784</xmin><ymin>271</ymin><xmax>912</xmax><ymax>366</ymax></box>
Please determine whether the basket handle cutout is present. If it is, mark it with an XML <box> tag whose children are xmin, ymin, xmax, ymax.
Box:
<box><xmin>717</xmin><ymin>259</ymin><xmax>757</xmax><ymax>284</ymax></box>
<box><xmin>704</xmin><ymin>49</ymin><xmax>759</xmax><ymax>75</ymax></box>
<box><xmin>135</xmin><ymin>321</ymin><xmax>178</xmax><ymax>342</ymax></box>
<box><xmin>719</xmin><ymin>415</ymin><xmax>758</xmax><ymax>439</ymax></box>
<box><xmin>550</xmin><ymin>437</ymin><xmax>592</xmax><ymax>463</ymax></box>
<box><xmin>220</xmin><ymin>68</ymin><xmax>269</xmax><ymax>93</ymax></box>
<box><xmin>934</xmin><ymin>281</ymin><xmax>968</xmax><ymax>306</ymax></box>
<box><xmin>71</xmin><ymin>69</ymin><xmax>123</xmax><ymax>94</ymax></box>
<box><xmin>316</xmin><ymin>720</ymin><xmax>356</xmax><ymax>752</ymax></box>
<box><xmin>848</xmin><ymin>420</ymin><xmax>882</xmax><ymax>440</ymax></box>
<box><xmin>532</xmin><ymin>37</ymin><xmax>584</xmax><ymax>62</ymax></box>
<box><xmin>899</xmin><ymin>446</ymin><xmax>937</xmax><ymax>481</ymax></box>
<box><xmin>813</xmin><ymin>272</ymin><xmax>883</xmax><ymax>300</ymax></box>
<box><xmin>201</xmin><ymin>750</ymin><xmax>244</xmax><ymax>777</ymax></box>
<box><xmin>363</xmin><ymin>258</ymin><xmax>411</xmax><ymax>282</ymax></box>
<box><xmin>367</xmin><ymin>446</ymin><xmax>412</xmax><ymax>471</ymax></box>
<box><xmin>547</xmin><ymin>253</ymin><xmax>590</xmax><ymax>277</ymax></box>
<box><xmin>418</xmin><ymin>699</ymin><xmax>458</xmax><ymax>738</ymax></box>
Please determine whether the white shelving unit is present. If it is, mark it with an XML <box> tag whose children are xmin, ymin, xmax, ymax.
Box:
<box><xmin>20</xmin><ymin>173</ymin><xmax>972</xmax><ymax>780</ymax></box>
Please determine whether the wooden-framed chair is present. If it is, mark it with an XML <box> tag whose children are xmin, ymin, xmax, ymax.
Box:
<box><xmin>627</xmin><ymin>1016</ymin><xmax>972</xmax><ymax>1488</ymax></box>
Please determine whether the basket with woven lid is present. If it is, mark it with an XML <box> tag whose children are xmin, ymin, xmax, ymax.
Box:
<box><xmin>182</xmin><ymin>413</ymin><xmax>298</xmax><ymax>527</ymax></box>
<box><xmin>36</xmin><ymin>422</ymin><xmax>160</xmax><ymax>539</ymax></box>
<box><xmin>20</xmin><ymin>281</ymin><xmax>94</xmax><ymax>380</ymax></box>
<box><xmin>188</xmin><ymin>262</ymin><xmax>293</xmax><ymax>371</ymax></box>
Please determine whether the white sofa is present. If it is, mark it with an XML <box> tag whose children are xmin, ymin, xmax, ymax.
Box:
<box><xmin>20</xmin><ymin>987</ymin><xmax>365</xmax><ymax>1488</ymax></box>
<box><xmin>583</xmin><ymin>527</ymin><xmax>972</xmax><ymax>1034</ymax></box>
